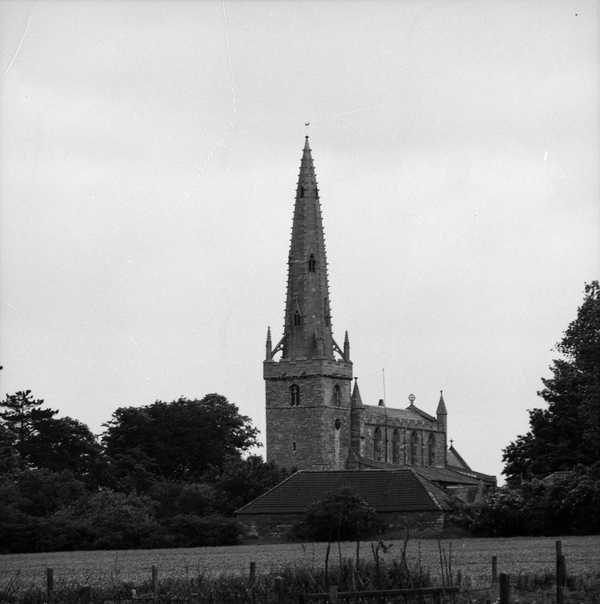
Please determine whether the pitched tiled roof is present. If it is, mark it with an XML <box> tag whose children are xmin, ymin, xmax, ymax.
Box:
<box><xmin>447</xmin><ymin>445</ymin><xmax>472</xmax><ymax>471</ymax></box>
<box><xmin>414</xmin><ymin>465</ymin><xmax>480</xmax><ymax>486</ymax></box>
<box><xmin>236</xmin><ymin>469</ymin><xmax>451</xmax><ymax>515</ymax></box>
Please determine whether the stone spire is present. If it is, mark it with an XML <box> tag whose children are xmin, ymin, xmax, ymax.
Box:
<box><xmin>281</xmin><ymin>136</ymin><xmax>335</xmax><ymax>360</ymax></box>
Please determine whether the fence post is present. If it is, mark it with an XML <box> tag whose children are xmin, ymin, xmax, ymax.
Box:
<box><xmin>491</xmin><ymin>555</ymin><xmax>498</xmax><ymax>584</ymax></box>
<box><xmin>556</xmin><ymin>540</ymin><xmax>566</xmax><ymax>604</ymax></box>
<box><xmin>499</xmin><ymin>573</ymin><xmax>510</xmax><ymax>604</ymax></box>
<box><xmin>328</xmin><ymin>584</ymin><xmax>339</xmax><ymax>604</ymax></box>
<box><xmin>275</xmin><ymin>576</ymin><xmax>284</xmax><ymax>603</ymax></box>
<box><xmin>151</xmin><ymin>565</ymin><xmax>158</xmax><ymax>602</ymax></box>
<box><xmin>46</xmin><ymin>568</ymin><xmax>54</xmax><ymax>603</ymax></box>
<box><xmin>79</xmin><ymin>586</ymin><xmax>91</xmax><ymax>604</ymax></box>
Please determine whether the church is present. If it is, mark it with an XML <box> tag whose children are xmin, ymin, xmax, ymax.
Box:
<box><xmin>237</xmin><ymin>137</ymin><xmax>495</xmax><ymax>537</ymax></box>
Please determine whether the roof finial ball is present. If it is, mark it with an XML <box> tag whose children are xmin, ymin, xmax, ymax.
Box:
<box><xmin>408</xmin><ymin>393</ymin><xmax>416</xmax><ymax>405</ymax></box>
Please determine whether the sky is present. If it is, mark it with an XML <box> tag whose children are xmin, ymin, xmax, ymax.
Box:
<box><xmin>1</xmin><ymin>0</ymin><xmax>598</xmax><ymax>482</ymax></box>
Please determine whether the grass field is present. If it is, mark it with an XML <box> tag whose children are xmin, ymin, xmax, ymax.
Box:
<box><xmin>1</xmin><ymin>535</ymin><xmax>599</xmax><ymax>591</ymax></box>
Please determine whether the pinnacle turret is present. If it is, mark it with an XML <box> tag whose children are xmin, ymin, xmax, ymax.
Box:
<box><xmin>351</xmin><ymin>378</ymin><xmax>363</xmax><ymax>407</ymax></box>
<box><xmin>265</xmin><ymin>326</ymin><xmax>272</xmax><ymax>361</ymax></box>
<box><xmin>436</xmin><ymin>390</ymin><xmax>447</xmax><ymax>415</ymax></box>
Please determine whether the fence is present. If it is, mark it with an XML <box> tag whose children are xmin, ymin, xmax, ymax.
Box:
<box><xmin>38</xmin><ymin>539</ymin><xmax>570</xmax><ymax>604</ymax></box>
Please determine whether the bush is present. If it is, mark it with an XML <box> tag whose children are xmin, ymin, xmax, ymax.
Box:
<box><xmin>164</xmin><ymin>514</ymin><xmax>243</xmax><ymax>546</ymax></box>
<box><xmin>292</xmin><ymin>488</ymin><xmax>383</xmax><ymax>542</ymax></box>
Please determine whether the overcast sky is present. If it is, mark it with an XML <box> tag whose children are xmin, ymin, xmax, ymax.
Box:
<box><xmin>1</xmin><ymin>0</ymin><xmax>598</xmax><ymax>481</ymax></box>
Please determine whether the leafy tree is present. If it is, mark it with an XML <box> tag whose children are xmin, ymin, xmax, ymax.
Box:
<box><xmin>102</xmin><ymin>394</ymin><xmax>259</xmax><ymax>480</ymax></box>
<box><xmin>0</xmin><ymin>391</ymin><xmax>101</xmax><ymax>476</ymax></box>
<box><xmin>211</xmin><ymin>455</ymin><xmax>291</xmax><ymax>515</ymax></box>
<box><xmin>294</xmin><ymin>489</ymin><xmax>382</xmax><ymax>542</ymax></box>
<box><xmin>503</xmin><ymin>281</ymin><xmax>600</xmax><ymax>483</ymax></box>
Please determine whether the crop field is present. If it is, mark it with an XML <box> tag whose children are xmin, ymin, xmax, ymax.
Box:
<box><xmin>1</xmin><ymin>535</ymin><xmax>599</xmax><ymax>591</ymax></box>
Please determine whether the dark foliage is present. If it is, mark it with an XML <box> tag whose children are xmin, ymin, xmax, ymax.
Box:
<box><xmin>503</xmin><ymin>281</ymin><xmax>600</xmax><ymax>483</ymax></box>
<box><xmin>452</xmin><ymin>463</ymin><xmax>600</xmax><ymax>536</ymax></box>
<box><xmin>102</xmin><ymin>394</ymin><xmax>259</xmax><ymax>481</ymax></box>
<box><xmin>292</xmin><ymin>488</ymin><xmax>383</xmax><ymax>542</ymax></box>
<box><xmin>0</xmin><ymin>390</ymin><xmax>102</xmax><ymax>478</ymax></box>
<box><xmin>0</xmin><ymin>391</ymin><xmax>277</xmax><ymax>553</ymax></box>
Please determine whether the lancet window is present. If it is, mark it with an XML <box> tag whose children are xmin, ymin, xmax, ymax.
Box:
<box><xmin>308</xmin><ymin>254</ymin><xmax>316</xmax><ymax>272</ymax></box>
<box><xmin>290</xmin><ymin>384</ymin><xmax>300</xmax><ymax>406</ymax></box>
<box><xmin>428</xmin><ymin>433</ymin><xmax>436</xmax><ymax>466</ymax></box>
<box><xmin>333</xmin><ymin>384</ymin><xmax>341</xmax><ymax>407</ymax></box>
<box><xmin>374</xmin><ymin>426</ymin><xmax>383</xmax><ymax>462</ymax></box>
<box><xmin>392</xmin><ymin>429</ymin><xmax>400</xmax><ymax>464</ymax></box>
<box><xmin>410</xmin><ymin>431</ymin><xmax>419</xmax><ymax>465</ymax></box>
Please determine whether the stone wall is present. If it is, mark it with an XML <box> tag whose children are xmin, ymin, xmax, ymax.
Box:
<box><xmin>238</xmin><ymin>510</ymin><xmax>445</xmax><ymax>541</ymax></box>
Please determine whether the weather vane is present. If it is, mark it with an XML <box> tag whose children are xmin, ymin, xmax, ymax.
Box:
<box><xmin>304</xmin><ymin>121</ymin><xmax>310</xmax><ymax>136</ymax></box>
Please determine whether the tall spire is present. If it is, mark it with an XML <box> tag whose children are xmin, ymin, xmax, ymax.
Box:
<box><xmin>282</xmin><ymin>136</ymin><xmax>335</xmax><ymax>360</ymax></box>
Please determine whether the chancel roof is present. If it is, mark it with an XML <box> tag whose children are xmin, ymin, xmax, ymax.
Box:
<box><xmin>236</xmin><ymin>469</ymin><xmax>451</xmax><ymax>515</ymax></box>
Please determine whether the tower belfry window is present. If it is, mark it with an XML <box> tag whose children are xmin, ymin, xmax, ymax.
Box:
<box><xmin>290</xmin><ymin>384</ymin><xmax>300</xmax><ymax>406</ymax></box>
<box><xmin>308</xmin><ymin>254</ymin><xmax>316</xmax><ymax>272</ymax></box>
<box><xmin>333</xmin><ymin>384</ymin><xmax>341</xmax><ymax>407</ymax></box>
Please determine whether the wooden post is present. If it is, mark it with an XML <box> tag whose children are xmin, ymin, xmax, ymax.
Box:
<box><xmin>328</xmin><ymin>584</ymin><xmax>339</xmax><ymax>604</ymax></box>
<box><xmin>151</xmin><ymin>565</ymin><xmax>158</xmax><ymax>602</ymax></box>
<box><xmin>556</xmin><ymin>547</ymin><xmax>566</xmax><ymax>604</ymax></box>
<box><xmin>275</xmin><ymin>576</ymin><xmax>283</xmax><ymax>603</ymax></box>
<box><xmin>499</xmin><ymin>573</ymin><xmax>510</xmax><ymax>604</ymax></box>
<box><xmin>79</xmin><ymin>586</ymin><xmax>91</xmax><ymax>603</ymax></box>
<box><xmin>46</xmin><ymin>568</ymin><xmax>54</xmax><ymax>603</ymax></box>
<box><xmin>491</xmin><ymin>555</ymin><xmax>498</xmax><ymax>584</ymax></box>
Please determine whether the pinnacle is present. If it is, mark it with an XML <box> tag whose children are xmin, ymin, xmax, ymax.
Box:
<box><xmin>437</xmin><ymin>390</ymin><xmax>447</xmax><ymax>415</ymax></box>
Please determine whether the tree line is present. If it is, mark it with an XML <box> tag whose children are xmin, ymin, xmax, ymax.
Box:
<box><xmin>455</xmin><ymin>281</ymin><xmax>600</xmax><ymax>536</ymax></box>
<box><xmin>0</xmin><ymin>393</ymin><xmax>289</xmax><ymax>553</ymax></box>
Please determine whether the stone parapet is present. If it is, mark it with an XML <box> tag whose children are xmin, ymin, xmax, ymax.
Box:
<box><xmin>264</xmin><ymin>358</ymin><xmax>352</xmax><ymax>380</ymax></box>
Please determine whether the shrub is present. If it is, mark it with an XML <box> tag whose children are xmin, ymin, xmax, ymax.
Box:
<box><xmin>292</xmin><ymin>488</ymin><xmax>383</xmax><ymax>542</ymax></box>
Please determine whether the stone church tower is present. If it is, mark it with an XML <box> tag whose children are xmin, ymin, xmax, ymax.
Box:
<box><xmin>264</xmin><ymin>136</ymin><xmax>353</xmax><ymax>470</ymax></box>
<box><xmin>263</xmin><ymin>137</ymin><xmax>473</xmax><ymax>478</ymax></box>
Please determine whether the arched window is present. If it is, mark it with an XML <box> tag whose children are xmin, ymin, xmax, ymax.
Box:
<box><xmin>333</xmin><ymin>384</ymin><xmax>341</xmax><ymax>407</ymax></box>
<box><xmin>292</xmin><ymin>441</ymin><xmax>297</xmax><ymax>452</ymax></box>
<box><xmin>374</xmin><ymin>426</ymin><xmax>383</xmax><ymax>462</ymax></box>
<box><xmin>392</xmin><ymin>429</ymin><xmax>400</xmax><ymax>464</ymax></box>
<box><xmin>293</xmin><ymin>311</ymin><xmax>302</xmax><ymax>326</ymax></box>
<box><xmin>290</xmin><ymin>384</ymin><xmax>300</xmax><ymax>406</ymax></box>
<box><xmin>299</xmin><ymin>185</ymin><xmax>305</xmax><ymax>198</ymax></box>
<box><xmin>308</xmin><ymin>254</ymin><xmax>316</xmax><ymax>272</ymax></box>
<box><xmin>410</xmin><ymin>431</ymin><xmax>419</xmax><ymax>465</ymax></box>
<box><xmin>334</xmin><ymin>418</ymin><xmax>341</xmax><ymax>430</ymax></box>
<box><xmin>428</xmin><ymin>433</ymin><xmax>436</xmax><ymax>466</ymax></box>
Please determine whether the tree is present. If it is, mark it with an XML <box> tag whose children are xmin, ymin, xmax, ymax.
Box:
<box><xmin>0</xmin><ymin>390</ymin><xmax>55</xmax><ymax>463</ymax></box>
<box><xmin>294</xmin><ymin>489</ymin><xmax>382</xmax><ymax>542</ymax></box>
<box><xmin>102</xmin><ymin>394</ymin><xmax>259</xmax><ymax>481</ymax></box>
<box><xmin>503</xmin><ymin>281</ymin><xmax>600</xmax><ymax>483</ymax></box>
<box><xmin>0</xmin><ymin>391</ymin><xmax>101</xmax><ymax>476</ymax></box>
<box><xmin>211</xmin><ymin>455</ymin><xmax>291</xmax><ymax>515</ymax></box>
